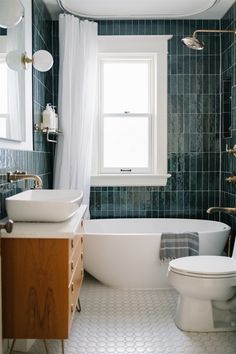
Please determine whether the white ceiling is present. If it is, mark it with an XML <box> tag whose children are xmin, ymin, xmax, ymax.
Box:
<box><xmin>43</xmin><ymin>0</ymin><xmax>236</xmax><ymax>20</ymax></box>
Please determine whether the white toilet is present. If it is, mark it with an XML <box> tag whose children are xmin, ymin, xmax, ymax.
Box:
<box><xmin>167</xmin><ymin>240</ymin><xmax>236</xmax><ymax>332</ymax></box>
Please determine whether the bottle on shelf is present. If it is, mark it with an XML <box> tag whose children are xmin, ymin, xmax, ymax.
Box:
<box><xmin>41</xmin><ymin>103</ymin><xmax>56</xmax><ymax>130</ymax></box>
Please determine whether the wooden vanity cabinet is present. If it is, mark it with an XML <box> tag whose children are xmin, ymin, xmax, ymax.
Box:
<box><xmin>1</xmin><ymin>233</ymin><xmax>84</xmax><ymax>340</ymax></box>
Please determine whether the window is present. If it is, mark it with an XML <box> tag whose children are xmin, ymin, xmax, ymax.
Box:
<box><xmin>91</xmin><ymin>35</ymin><xmax>172</xmax><ymax>186</ymax></box>
<box><xmin>100</xmin><ymin>56</ymin><xmax>153</xmax><ymax>174</ymax></box>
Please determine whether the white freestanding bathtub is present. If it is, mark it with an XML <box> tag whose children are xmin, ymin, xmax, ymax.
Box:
<box><xmin>83</xmin><ymin>218</ymin><xmax>230</xmax><ymax>289</ymax></box>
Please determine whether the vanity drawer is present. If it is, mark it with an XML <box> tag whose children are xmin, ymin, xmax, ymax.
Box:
<box><xmin>69</xmin><ymin>233</ymin><xmax>83</xmax><ymax>259</ymax></box>
<box><xmin>69</xmin><ymin>256</ymin><xmax>84</xmax><ymax>324</ymax></box>
<box><xmin>69</xmin><ymin>236</ymin><xmax>83</xmax><ymax>280</ymax></box>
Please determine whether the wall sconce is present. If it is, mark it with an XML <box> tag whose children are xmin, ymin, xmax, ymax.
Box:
<box><xmin>0</xmin><ymin>0</ymin><xmax>24</xmax><ymax>28</ymax></box>
<box><xmin>6</xmin><ymin>49</ymin><xmax>54</xmax><ymax>72</ymax></box>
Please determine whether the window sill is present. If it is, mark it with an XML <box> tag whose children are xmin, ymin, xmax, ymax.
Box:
<box><xmin>90</xmin><ymin>174</ymin><xmax>171</xmax><ymax>187</ymax></box>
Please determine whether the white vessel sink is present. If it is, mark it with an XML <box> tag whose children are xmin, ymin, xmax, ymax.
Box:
<box><xmin>6</xmin><ymin>189</ymin><xmax>83</xmax><ymax>222</ymax></box>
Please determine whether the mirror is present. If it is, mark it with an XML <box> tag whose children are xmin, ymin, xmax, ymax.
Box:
<box><xmin>0</xmin><ymin>0</ymin><xmax>32</xmax><ymax>150</ymax></box>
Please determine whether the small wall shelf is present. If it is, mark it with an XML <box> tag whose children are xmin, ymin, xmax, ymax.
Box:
<box><xmin>34</xmin><ymin>124</ymin><xmax>62</xmax><ymax>143</ymax></box>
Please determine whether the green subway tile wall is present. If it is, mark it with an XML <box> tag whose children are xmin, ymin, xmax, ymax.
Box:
<box><xmin>221</xmin><ymin>2</ymin><xmax>236</xmax><ymax>234</ymax></box>
<box><xmin>0</xmin><ymin>0</ymin><xmax>55</xmax><ymax>219</ymax></box>
<box><xmin>90</xmin><ymin>19</ymin><xmax>222</xmax><ymax>219</ymax></box>
<box><xmin>1</xmin><ymin>2</ymin><xmax>235</xmax><ymax>226</ymax></box>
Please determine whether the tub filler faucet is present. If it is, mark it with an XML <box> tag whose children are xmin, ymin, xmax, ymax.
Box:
<box><xmin>7</xmin><ymin>171</ymin><xmax>43</xmax><ymax>189</ymax></box>
<box><xmin>207</xmin><ymin>207</ymin><xmax>236</xmax><ymax>214</ymax></box>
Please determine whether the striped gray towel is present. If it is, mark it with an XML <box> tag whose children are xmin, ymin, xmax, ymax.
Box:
<box><xmin>160</xmin><ymin>232</ymin><xmax>199</xmax><ymax>262</ymax></box>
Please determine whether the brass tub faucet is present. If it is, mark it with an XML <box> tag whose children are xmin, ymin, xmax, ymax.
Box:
<box><xmin>207</xmin><ymin>207</ymin><xmax>236</xmax><ymax>214</ymax></box>
<box><xmin>225</xmin><ymin>175</ymin><xmax>236</xmax><ymax>184</ymax></box>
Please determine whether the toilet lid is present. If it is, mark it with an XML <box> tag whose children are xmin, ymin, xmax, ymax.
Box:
<box><xmin>169</xmin><ymin>256</ymin><xmax>236</xmax><ymax>278</ymax></box>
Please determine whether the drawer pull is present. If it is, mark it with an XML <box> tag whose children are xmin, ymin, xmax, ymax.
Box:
<box><xmin>71</xmin><ymin>282</ymin><xmax>74</xmax><ymax>292</ymax></box>
<box><xmin>81</xmin><ymin>253</ymin><xmax>83</xmax><ymax>262</ymax></box>
<box><xmin>71</xmin><ymin>261</ymin><xmax>74</xmax><ymax>271</ymax></box>
<box><xmin>0</xmin><ymin>219</ymin><xmax>14</xmax><ymax>233</ymax></box>
<box><xmin>71</xmin><ymin>304</ymin><xmax>74</xmax><ymax>313</ymax></box>
<box><xmin>71</xmin><ymin>239</ymin><xmax>74</xmax><ymax>249</ymax></box>
<box><xmin>80</xmin><ymin>237</ymin><xmax>83</xmax><ymax>245</ymax></box>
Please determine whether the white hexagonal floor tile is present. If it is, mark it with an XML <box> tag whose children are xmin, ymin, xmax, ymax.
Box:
<box><xmin>12</xmin><ymin>273</ymin><xmax>236</xmax><ymax>354</ymax></box>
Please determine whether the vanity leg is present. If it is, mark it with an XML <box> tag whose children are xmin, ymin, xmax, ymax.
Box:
<box><xmin>61</xmin><ymin>340</ymin><xmax>65</xmax><ymax>354</ymax></box>
<box><xmin>9</xmin><ymin>339</ymin><xmax>16</xmax><ymax>354</ymax></box>
<box><xmin>76</xmin><ymin>298</ymin><xmax>81</xmax><ymax>312</ymax></box>
<box><xmin>43</xmin><ymin>339</ymin><xmax>50</xmax><ymax>354</ymax></box>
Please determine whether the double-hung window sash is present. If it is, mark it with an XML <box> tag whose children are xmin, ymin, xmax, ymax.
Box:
<box><xmin>99</xmin><ymin>55</ymin><xmax>154</xmax><ymax>174</ymax></box>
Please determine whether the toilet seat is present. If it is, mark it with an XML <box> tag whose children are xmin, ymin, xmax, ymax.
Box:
<box><xmin>169</xmin><ymin>255</ymin><xmax>236</xmax><ymax>278</ymax></box>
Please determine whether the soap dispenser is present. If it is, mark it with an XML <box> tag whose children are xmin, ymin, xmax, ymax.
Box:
<box><xmin>42</xmin><ymin>103</ymin><xmax>55</xmax><ymax>130</ymax></box>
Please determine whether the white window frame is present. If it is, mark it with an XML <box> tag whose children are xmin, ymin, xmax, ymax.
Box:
<box><xmin>99</xmin><ymin>54</ymin><xmax>154</xmax><ymax>174</ymax></box>
<box><xmin>91</xmin><ymin>35</ymin><xmax>172</xmax><ymax>187</ymax></box>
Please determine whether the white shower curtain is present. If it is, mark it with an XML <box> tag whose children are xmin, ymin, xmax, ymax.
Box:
<box><xmin>54</xmin><ymin>15</ymin><xmax>97</xmax><ymax>213</ymax></box>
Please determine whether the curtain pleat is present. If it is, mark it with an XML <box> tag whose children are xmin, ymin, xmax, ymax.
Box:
<box><xmin>54</xmin><ymin>14</ymin><xmax>97</xmax><ymax>217</ymax></box>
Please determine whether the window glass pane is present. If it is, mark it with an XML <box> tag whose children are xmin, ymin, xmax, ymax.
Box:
<box><xmin>103</xmin><ymin>61</ymin><xmax>149</xmax><ymax>114</ymax></box>
<box><xmin>103</xmin><ymin>116</ymin><xmax>149</xmax><ymax>168</ymax></box>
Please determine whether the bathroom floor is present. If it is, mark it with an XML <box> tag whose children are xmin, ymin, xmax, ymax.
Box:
<box><xmin>13</xmin><ymin>274</ymin><xmax>236</xmax><ymax>354</ymax></box>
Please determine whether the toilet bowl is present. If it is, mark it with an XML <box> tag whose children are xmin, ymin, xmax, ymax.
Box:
<box><xmin>167</xmin><ymin>255</ymin><xmax>236</xmax><ymax>332</ymax></box>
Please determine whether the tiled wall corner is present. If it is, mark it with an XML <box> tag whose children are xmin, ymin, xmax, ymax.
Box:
<box><xmin>33</xmin><ymin>0</ymin><xmax>55</xmax><ymax>153</ymax></box>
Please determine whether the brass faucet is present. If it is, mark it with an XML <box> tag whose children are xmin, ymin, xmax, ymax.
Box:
<box><xmin>207</xmin><ymin>207</ymin><xmax>236</xmax><ymax>214</ymax></box>
<box><xmin>225</xmin><ymin>175</ymin><xmax>236</xmax><ymax>184</ymax></box>
<box><xmin>7</xmin><ymin>171</ymin><xmax>43</xmax><ymax>189</ymax></box>
<box><xmin>226</xmin><ymin>144</ymin><xmax>236</xmax><ymax>157</ymax></box>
